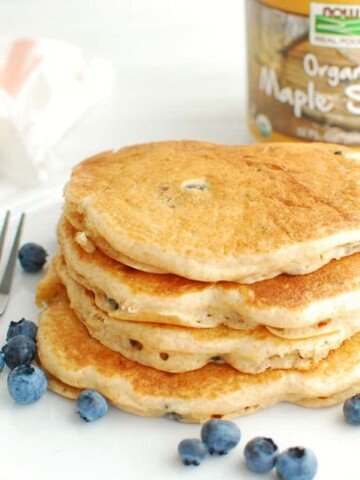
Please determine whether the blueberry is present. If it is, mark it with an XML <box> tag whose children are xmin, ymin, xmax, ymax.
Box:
<box><xmin>2</xmin><ymin>335</ymin><xmax>36</xmax><ymax>369</ymax></box>
<box><xmin>178</xmin><ymin>439</ymin><xmax>208</xmax><ymax>466</ymax></box>
<box><xmin>0</xmin><ymin>353</ymin><xmax>4</xmax><ymax>373</ymax></box>
<box><xmin>77</xmin><ymin>389</ymin><xmax>108</xmax><ymax>422</ymax></box>
<box><xmin>165</xmin><ymin>412</ymin><xmax>183</xmax><ymax>422</ymax></box>
<box><xmin>244</xmin><ymin>436</ymin><xmax>279</xmax><ymax>473</ymax></box>
<box><xmin>276</xmin><ymin>447</ymin><xmax>318</xmax><ymax>480</ymax></box>
<box><xmin>18</xmin><ymin>243</ymin><xmax>47</xmax><ymax>272</ymax></box>
<box><xmin>201</xmin><ymin>419</ymin><xmax>241</xmax><ymax>455</ymax></box>
<box><xmin>343</xmin><ymin>394</ymin><xmax>360</xmax><ymax>425</ymax></box>
<box><xmin>106</xmin><ymin>297</ymin><xmax>119</xmax><ymax>310</ymax></box>
<box><xmin>7</xmin><ymin>364</ymin><xmax>47</xmax><ymax>404</ymax></box>
<box><xmin>6</xmin><ymin>318</ymin><xmax>37</xmax><ymax>341</ymax></box>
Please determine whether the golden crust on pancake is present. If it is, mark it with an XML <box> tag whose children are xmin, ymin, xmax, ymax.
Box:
<box><xmin>57</xmin><ymin>217</ymin><xmax>360</xmax><ymax>331</ymax></box>
<box><xmin>37</xmin><ymin>286</ymin><xmax>360</xmax><ymax>423</ymax></box>
<box><xmin>64</xmin><ymin>141</ymin><xmax>360</xmax><ymax>282</ymax></box>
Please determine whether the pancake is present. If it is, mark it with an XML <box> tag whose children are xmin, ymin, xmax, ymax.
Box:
<box><xmin>39</xmin><ymin>257</ymin><xmax>360</xmax><ymax>374</ymax></box>
<box><xmin>37</xmin><ymin>284</ymin><xmax>360</xmax><ymax>423</ymax></box>
<box><xmin>42</xmin><ymin>370</ymin><xmax>360</xmax><ymax>413</ymax></box>
<box><xmin>58</xmin><ymin>217</ymin><xmax>360</xmax><ymax>333</ymax></box>
<box><xmin>66</xmin><ymin>210</ymin><xmax>164</xmax><ymax>274</ymax></box>
<box><xmin>64</xmin><ymin>141</ymin><xmax>360</xmax><ymax>283</ymax></box>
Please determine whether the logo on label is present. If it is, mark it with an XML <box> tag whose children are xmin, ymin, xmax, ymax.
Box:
<box><xmin>310</xmin><ymin>3</ymin><xmax>360</xmax><ymax>48</ymax></box>
<box><xmin>255</xmin><ymin>114</ymin><xmax>272</xmax><ymax>138</ymax></box>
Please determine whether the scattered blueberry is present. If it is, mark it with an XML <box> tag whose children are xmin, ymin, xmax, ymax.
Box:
<box><xmin>6</xmin><ymin>318</ymin><xmax>37</xmax><ymax>341</ymax></box>
<box><xmin>0</xmin><ymin>353</ymin><xmax>4</xmax><ymax>373</ymax></box>
<box><xmin>178</xmin><ymin>439</ymin><xmax>208</xmax><ymax>466</ymax></box>
<box><xmin>200</xmin><ymin>419</ymin><xmax>241</xmax><ymax>455</ymax></box>
<box><xmin>77</xmin><ymin>389</ymin><xmax>108</xmax><ymax>422</ymax></box>
<box><xmin>244</xmin><ymin>436</ymin><xmax>279</xmax><ymax>473</ymax></box>
<box><xmin>7</xmin><ymin>364</ymin><xmax>47</xmax><ymax>404</ymax></box>
<box><xmin>2</xmin><ymin>335</ymin><xmax>36</xmax><ymax>369</ymax></box>
<box><xmin>276</xmin><ymin>447</ymin><xmax>318</xmax><ymax>480</ymax></box>
<box><xmin>18</xmin><ymin>243</ymin><xmax>48</xmax><ymax>273</ymax></box>
<box><xmin>343</xmin><ymin>394</ymin><xmax>360</xmax><ymax>425</ymax></box>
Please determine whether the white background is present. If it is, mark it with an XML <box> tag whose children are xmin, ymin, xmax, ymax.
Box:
<box><xmin>0</xmin><ymin>0</ymin><xmax>250</xmax><ymax>204</ymax></box>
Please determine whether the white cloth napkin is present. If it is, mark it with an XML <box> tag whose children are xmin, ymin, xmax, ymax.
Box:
<box><xmin>0</xmin><ymin>37</ymin><xmax>114</xmax><ymax>193</ymax></box>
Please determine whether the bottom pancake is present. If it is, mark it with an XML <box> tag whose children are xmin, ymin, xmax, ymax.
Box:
<box><xmin>37</xmin><ymin>287</ymin><xmax>360</xmax><ymax>423</ymax></box>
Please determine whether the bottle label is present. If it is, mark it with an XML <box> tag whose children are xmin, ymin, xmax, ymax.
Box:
<box><xmin>247</xmin><ymin>1</ymin><xmax>360</xmax><ymax>145</ymax></box>
<box><xmin>310</xmin><ymin>3</ymin><xmax>360</xmax><ymax>48</ymax></box>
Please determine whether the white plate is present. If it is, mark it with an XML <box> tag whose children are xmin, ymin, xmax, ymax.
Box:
<box><xmin>0</xmin><ymin>189</ymin><xmax>357</xmax><ymax>480</ymax></box>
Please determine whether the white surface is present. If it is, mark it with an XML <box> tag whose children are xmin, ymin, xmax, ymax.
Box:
<box><xmin>0</xmin><ymin>188</ymin><xmax>358</xmax><ymax>480</ymax></box>
<box><xmin>0</xmin><ymin>0</ymin><xmax>251</xmax><ymax>202</ymax></box>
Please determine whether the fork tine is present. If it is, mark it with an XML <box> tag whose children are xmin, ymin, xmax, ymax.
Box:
<box><xmin>0</xmin><ymin>213</ymin><xmax>25</xmax><ymax>295</ymax></box>
<box><xmin>0</xmin><ymin>210</ymin><xmax>10</xmax><ymax>263</ymax></box>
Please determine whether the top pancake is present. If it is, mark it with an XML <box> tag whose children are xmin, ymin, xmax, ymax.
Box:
<box><xmin>64</xmin><ymin>141</ymin><xmax>360</xmax><ymax>283</ymax></box>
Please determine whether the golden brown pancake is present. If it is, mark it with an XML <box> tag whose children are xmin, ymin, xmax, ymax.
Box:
<box><xmin>57</xmin><ymin>216</ymin><xmax>360</xmax><ymax>332</ymax></box>
<box><xmin>38</xmin><ymin>258</ymin><xmax>360</xmax><ymax>374</ymax></box>
<box><xmin>64</xmin><ymin>141</ymin><xmax>360</xmax><ymax>283</ymax></box>
<box><xmin>37</xmin><ymin>284</ymin><xmax>360</xmax><ymax>423</ymax></box>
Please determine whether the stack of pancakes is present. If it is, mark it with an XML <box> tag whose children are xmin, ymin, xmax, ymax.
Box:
<box><xmin>36</xmin><ymin>141</ymin><xmax>360</xmax><ymax>423</ymax></box>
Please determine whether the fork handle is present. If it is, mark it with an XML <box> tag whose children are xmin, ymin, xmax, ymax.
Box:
<box><xmin>0</xmin><ymin>213</ymin><xmax>25</xmax><ymax>294</ymax></box>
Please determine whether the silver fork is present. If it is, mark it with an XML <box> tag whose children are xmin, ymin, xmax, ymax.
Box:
<box><xmin>0</xmin><ymin>211</ymin><xmax>26</xmax><ymax>316</ymax></box>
